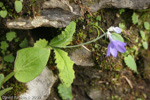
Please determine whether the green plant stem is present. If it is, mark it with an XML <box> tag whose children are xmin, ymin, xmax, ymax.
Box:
<box><xmin>3</xmin><ymin>72</ymin><xmax>15</xmax><ymax>84</ymax></box>
<box><xmin>55</xmin><ymin>33</ymin><xmax>106</xmax><ymax>48</ymax></box>
<box><xmin>51</xmin><ymin>24</ymin><xmax>107</xmax><ymax>48</ymax></box>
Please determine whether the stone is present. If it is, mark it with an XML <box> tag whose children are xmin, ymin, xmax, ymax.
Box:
<box><xmin>6</xmin><ymin>0</ymin><xmax>150</xmax><ymax>29</ymax></box>
<box><xmin>87</xmin><ymin>87</ymin><xmax>110</xmax><ymax>100</ymax></box>
<box><xmin>69</xmin><ymin>47</ymin><xmax>95</xmax><ymax>66</ymax></box>
<box><xmin>87</xmin><ymin>88</ymin><xmax>102</xmax><ymax>100</ymax></box>
<box><xmin>19</xmin><ymin>66</ymin><xmax>56</xmax><ymax>100</ymax></box>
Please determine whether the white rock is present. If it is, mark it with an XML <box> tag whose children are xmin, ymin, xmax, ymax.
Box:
<box><xmin>19</xmin><ymin>67</ymin><xmax>56</xmax><ymax>100</ymax></box>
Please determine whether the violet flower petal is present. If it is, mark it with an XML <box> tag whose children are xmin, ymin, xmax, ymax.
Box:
<box><xmin>117</xmin><ymin>45</ymin><xmax>126</xmax><ymax>53</ymax></box>
<box><xmin>106</xmin><ymin>43</ymin><xmax>111</xmax><ymax>56</ymax></box>
<box><xmin>110</xmin><ymin>47</ymin><xmax>118</xmax><ymax>57</ymax></box>
<box><xmin>107</xmin><ymin>40</ymin><xmax>126</xmax><ymax>57</ymax></box>
<box><xmin>113</xmin><ymin>27</ymin><xmax>121</xmax><ymax>33</ymax></box>
<box><xmin>113</xmin><ymin>40</ymin><xmax>126</xmax><ymax>53</ymax></box>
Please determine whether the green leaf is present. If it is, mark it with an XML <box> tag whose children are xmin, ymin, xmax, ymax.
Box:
<box><xmin>144</xmin><ymin>22</ymin><xmax>150</xmax><ymax>30</ymax></box>
<box><xmin>54</xmin><ymin>49</ymin><xmax>75</xmax><ymax>87</ymax></box>
<box><xmin>0</xmin><ymin>2</ymin><xmax>3</xmax><ymax>8</ymax></box>
<box><xmin>111</xmin><ymin>33</ymin><xmax>124</xmax><ymax>42</ymax></box>
<box><xmin>119</xmin><ymin>9</ymin><xmax>125</xmax><ymax>14</ymax></box>
<box><xmin>50</xmin><ymin>21</ymin><xmax>76</xmax><ymax>47</ymax></box>
<box><xmin>15</xmin><ymin>1</ymin><xmax>23</xmax><ymax>13</ymax></box>
<box><xmin>0</xmin><ymin>87</ymin><xmax>13</xmax><ymax>96</ymax></box>
<box><xmin>124</xmin><ymin>55</ymin><xmax>138</xmax><ymax>73</ymax></box>
<box><xmin>6</xmin><ymin>32</ymin><xmax>16</xmax><ymax>42</ymax></box>
<box><xmin>14</xmin><ymin>47</ymin><xmax>50</xmax><ymax>82</ymax></box>
<box><xmin>4</xmin><ymin>54</ymin><xmax>15</xmax><ymax>63</ymax></box>
<box><xmin>140</xmin><ymin>30</ymin><xmax>146</xmax><ymax>40</ymax></box>
<box><xmin>19</xmin><ymin>38</ymin><xmax>28</xmax><ymax>48</ymax></box>
<box><xmin>0</xmin><ymin>41</ymin><xmax>9</xmax><ymax>51</ymax></box>
<box><xmin>142</xmin><ymin>41</ymin><xmax>148</xmax><ymax>50</ymax></box>
<box><xmin>132</xmin><ymin>12</ymin><xmax>138</xmax><ymax>25</ymax></box>
<box><xmin>58</xmin><ymin>83</ymin><xmax>73</xmax><ymax>100</ymax></box>
<box><xmin>119</xmin><ymin>23</ymin><xmax>126</xmax><ymax>31</ymax></box>
<box><xmin>34</xmin><ymin>39</ymin><xmax>48</xmax><ymax>48</ymax></box>
<box><xmin>96</xmin><ymin>15</ymin><xmax>101</xmax><ymax>21</ymax></box>
<box><xmin>0</xmin><ymin>74</ymin><xmax>4</xmax><ymax>88</ymax></box>
<box><xmin>0</xmin><ymin>10</ymin><xmax>7</xmax><ymax>18</ymax></box>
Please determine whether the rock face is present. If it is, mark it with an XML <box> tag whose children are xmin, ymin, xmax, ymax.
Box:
<box><xmin>19</xmin><ymin>67</ymin><xmax>56</xmax><ymax>100</ymax></box>
<box><xmin>6</xmin><ymin>0</ymin><xmax>150</xmax><ymax>29</ymax></box>
<box><xmin>69</xmin><ymin>47</ymin><xmax>95</xmax><ymax>66</ymax></box>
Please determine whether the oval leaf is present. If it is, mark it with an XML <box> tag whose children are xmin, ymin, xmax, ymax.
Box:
<box><xmin>142</xmin><ymin>41</ymin><xmax>148</xmax><ymax>50</ymax></box>
<box><xmin>111</xmin><ymin>33</ymin><xmax>124</xmax><ymax>42</ymax></box>
<box><xmin>15</xmin><ymin>1</ymin><xmax>23</xmax><ymax>13</ymax></box>
<box><xmin>0</xmin><ymin>10</ymin><xmax>7</xmax><ymax>18</ymax></box>
<box><xmin>0</xmin><ymin>74</ymin><xmax>4</xmax><ymax>88</ymax></box>
<box><xmin>14</xmin><ymin>47</ymin><xmax>50</xmax><ymax>82</ymax></box>
<box><xmin>132</xmin><ymin>12</ymin><xmax>138</xmax><ymax>25</ymax></box>
<box><xmin>124</xmin><ymin>55</ymin><xmax>138</xmax><ymax>73</ymax></box>
<box><xmin>144</xmin><ymin>22</ymin><xmax>150</xmax><ymax>30</ymax></box>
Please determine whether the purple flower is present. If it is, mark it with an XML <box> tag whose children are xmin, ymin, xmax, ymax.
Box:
<box><xmin>113</xmin><ymin>27</ymin><xmax>121</xmax><ymax>33</ymax></box>
<box><xmin>107</xmin><ymin>40</ymin><xmax>126</xmax><ymax>57</ymax></box>
<box><xmin>108</xmin><ymin>26</ymin><xmax>122</xmax><ymax>34</ymax></box>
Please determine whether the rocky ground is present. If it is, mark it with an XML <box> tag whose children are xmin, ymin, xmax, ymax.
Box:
<box><xmin>0</xmin><ymin>0</ymin><xmax>150</xmax><ymax>100</ymax></box>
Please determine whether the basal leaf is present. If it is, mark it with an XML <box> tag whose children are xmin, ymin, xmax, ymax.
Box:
<box><xmin>124</xmin><ymin>55</ymin><xmax>138</xmax><ymax>73</ymax></box>
<box><xmin>0</xmin><ymin>74</ymin><xmax>4</xmax><ymax>89</ymax></box>
<box><xmin>6</xmin><ymin>32</ymin><xmax>16</xmax><ymax>42</ymax></box>
<box><xmin>54</xmin><ymin>49</ymin><xmax>75</xmax><ymax>87</ymax></box>
<box><xmin>50</xmin><ymin>21</ymin><xmax>76</xmax><ymax>47</ymax></box>
<box><xmin>58</xmin><ymin>83</ymin><xmax>73</xmax><ymax>100</ymax></box>
<box><xmin>132</xmin><ymin>12</ymin><xmax>138</xmax><ymax>25</ymax></box>
<box><xmin>34</xmin><ymin>39</ymin><xmax>48</xmax><ymax>48</ymax></box>
<box><xmin>0</xmin><ymin>87</ymin><xmax>13</xmax><ymax>96</ymax></box>
<box><xmin>14</xmin><ymin>47</ymin><xmax>50</xmax><ymax>82</ymax></box>
<box><xmin>0</xmin><ymin>10</ymin><xmax>7</xmax><ymax>18</ymax></box>
<box><xmin>15</xmin><ymin>1</ymin><xmax>23</xmax><ymax>13</ymax></box>
<box><xmin>111</xmin><ymin>33</ymin><xmax>124</xmax><ymax>42</ymax></box>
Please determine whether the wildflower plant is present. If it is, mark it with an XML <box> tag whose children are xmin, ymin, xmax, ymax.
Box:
<box><xmin>106</xmin><ymin>27</ymin><xmax>127</xmax><ymax>57</ymax></box>
<box><xmin>0</xmin><ymin>21</ymin><xmax>129</xmax><ymax>100</ymax></box>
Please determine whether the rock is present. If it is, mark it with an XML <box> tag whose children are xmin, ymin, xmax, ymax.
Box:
<box><xmin>69</xmin><ymin>47</ymin><xmax>95</xmax><ymax>66</ymax></box>
<box><xmin>87</xmin><ymin>87</ymin><xmax>111</xmax><ymax>100</ymax></box>
<box><xmin>87</xmin><ymin>88</ymin><xmax>102</xmax><ymax>100</ymax></box>
<box><xmin>19</xmin><ymin>67</ymin><xmax>56</xmax><ymax>100</ymax></box>
<box><xmin>6</xmin><ymin>0</ymin><xmax>150</xmax><ymax>29</ymax></box>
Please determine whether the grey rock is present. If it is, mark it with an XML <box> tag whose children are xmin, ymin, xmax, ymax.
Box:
<box><xmin>19</xmin><ymin>67</ymin><xmax>56</xmax><ymax>100</ymax></box>
<box><xmin>87</xmin><ymin>87</ymin><xmax>110</xmax><ymax>100</ymax></box>
<box><xmin>69</xmin><ymin>47</ymin><xmax>95</xmax><ymax>66</ymax></box>
<box><xmin>87</xmin><ymin>88</ymin><xmax>102</xmax><ymax>100</ymax></box>
<box><xmin>6</xmin><ymin>0</ymin><xmax>150</xmax><ymax>29</ymax></box>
